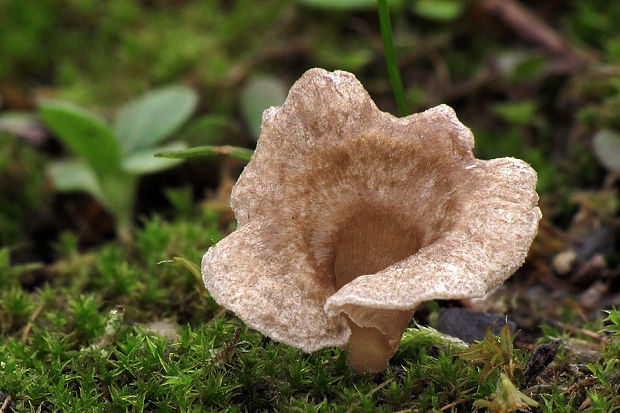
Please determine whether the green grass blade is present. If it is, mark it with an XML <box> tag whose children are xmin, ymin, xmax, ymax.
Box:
<box><xmin>122</xmin><ymin>142</ymin><xmax>187</xmax><ymax>174</ymax></box>
<box><xmin>377</xmin><ymin>0</ymin><xmax>408</xmax><ymax>116</ymax></box>
<box><xmin>295</xmin><ymin>0</ymin><xmax>405</xmax><ymax>10</ymax></box>
<box><xmin>158</xmin><ymin>256</ymin><xmax>207</xmax><ymax>295</ymax></box>
<box><xmin>154</xmin><ymin>145</ymin><xmax>253</xmax><ymax>163</ymax></box>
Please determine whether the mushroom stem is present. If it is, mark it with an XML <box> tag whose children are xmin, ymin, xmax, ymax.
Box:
<box><xmin>345</xmin><ymin>318</ymin><xmax>395</xmax><ymax>373</ymax></box>
<box><xmin>343</xmin><ymin>308</ymin><xmax>415</xmax><ymax>373</ymax></box>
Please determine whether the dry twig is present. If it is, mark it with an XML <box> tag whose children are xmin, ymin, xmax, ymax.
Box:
<box><xmin>21</xmin><ymin>301</ymin><xmax>45</xmax><ymax>342</ymax></box>
<box><xmin>0</xmin><ymin>395</ymin><xmax>12</xmax><ymax>413</ymax></box>
<box><xmin>440</xmin><ymin>398</ymin><xmax>468</xmax><ymax>411</ymax></box>
<box><xmin>556</xmin><ymin>322</ymin><xmax>607</xmax><ymax>344</ymax></box>
<box><xmin>564</xmin><ymin>377</ymin><xmax>598</xmax><ymax>398</ymax></box>
<box><xmin>478</xmin><ymin>0</ymin><xmax>588</xmax><ymax>70</ymax></box>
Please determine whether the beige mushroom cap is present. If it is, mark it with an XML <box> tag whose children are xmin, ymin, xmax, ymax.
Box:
<box><xmin>202</xmin><ymin>68</ymin><xmax>541</xmax><ymax>372</ymax></box>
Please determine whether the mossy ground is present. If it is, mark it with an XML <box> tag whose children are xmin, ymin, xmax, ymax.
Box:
<box><xmin>1</xmin><ymin>208</ymin><xmax>619</xmax><ymax>412</ymax></box>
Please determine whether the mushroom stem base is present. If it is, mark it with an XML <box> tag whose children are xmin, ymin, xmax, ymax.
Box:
<box><xmin>343</xmin><ymin>309</ymin><xmax>416</xmax><ymax>373</ymax></box>
<box><xmin>346</xmin><ymin>322</ymin><xmax>393</xmax><ymax>373</ymax></box>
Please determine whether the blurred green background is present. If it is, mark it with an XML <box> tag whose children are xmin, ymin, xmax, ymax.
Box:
<box><xmin>1</xmin><ymin>0</ymin><xmax>619</xmax><ymax>251</ymax></box>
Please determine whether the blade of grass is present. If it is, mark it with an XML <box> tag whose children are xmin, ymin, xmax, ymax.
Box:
<box><xmin>377</xmin><ymin>0</ymin><xmax>408</xmax><ymax>116</ymax></box>
<box><xmin>158</xmin><ymin>256</ymin><xmax>207</xmax><ymax>296</ymax></box>
<box><xmin>154</xmin><ymin>145</ymin><xmax>253</xmax><ymax>163</ymax></box>
<box><xmin>159</xmin><ymin>257</ymin><xmax>201</xmax><ymax>281</ymax></box>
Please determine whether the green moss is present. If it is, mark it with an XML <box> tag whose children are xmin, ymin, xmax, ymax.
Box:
<box><xmin>1</xmin><ymin>166</ymin><xmax>619</xmax><ymax>410</ymax></box>
<box><xmin>2</xmin><ymin>206</ymin><xmax>616</xmax><ymax>411</ymax></box>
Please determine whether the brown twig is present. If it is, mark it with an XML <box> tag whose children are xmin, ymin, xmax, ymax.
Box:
<box><xmin>539</xmin><ymin>219</ymin><xmax>579</xmax><ymax>244</ymax></box>
<box><xmin>213</xmin><ymin>308</ymin><xmax>228</xmax><ymax>320</ymax></box>
<box><xmin>578</xmin><ymin>395</ymin><xmax>593</xmax><ymax>411</ymax></box>
<box><xmin>21</xmin><ymin>301</ymin><xmax>45</xmax><ymax>342</ymax></box>
<box><xmin>478</xmin><ymin>0</ymin><xmax>589</xmax><ymax>71</ymax></box>
<box><xmin>555</xmin><ymin>321</ymin><xmax>607</xmax><ymax>344</ymax></box>
<box><xmin>564</xmin><ymin>377</ymin><xmax>598</xmax><ymax>398</ymax></box>
<box><xmin>603</xmin><ymin>171</ymin><xmax>620</xmax><ymax>190</ymax></box>
<box><xmin>0</xmin><ymin>395</ymin><xmax>12</xmax><ymax>413</ymax></box>
<box><xmin>211</xmin><ymin>328</ymin><xmax>242</xmax><ymax>366</ymax></box>
<box><xmin>440</xmin><ymin>398</ymin><xmax>468</xmax><ymax>411</ymax></box>
<box><xmin>525</xmin><ymin>383</ymin><xmax>553</xmax><ymax>394</ymax></box>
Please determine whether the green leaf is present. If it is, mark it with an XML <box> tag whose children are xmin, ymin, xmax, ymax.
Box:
<box><xmin>0</xmin><ymin>112</ymin><xmax>32</xmax><ymax>131</ymax></box>
<box><xmin>601</xmin><ymin>308</ymin><xmax>620</xmax><ymax>336</ymax></box>
<box><xmin>493</xmin><ymin>101</ymin><xmax>537</xmax><ymax>126</ymax></box>
<box><xmin>399</xmin><ymin>325</ymin><xmax>468</xmax><ymax>357</ymax></box>
<box><xmin>50</xmin><ymin>160</ymin><xmax>134</xmax><ymax>225</ymax></box>
<box><xmin>114</xmin><ymin>85</ymin><xmax>198</xmax><ymax>153</ymax></box>
<box><xmin>122</xmin><ymin>142</ymin><xmax>187</xmax><ymax>174</ymax></box>
<box><xmin>40</xmin><ymin>101</ymin><xmax>123</xmax><ymax>175</ymax></box>
<box><xmin>511</xmin><ymin>54</ymin><xmax>547</xmax><ymax>82</ymax></box>
<box><xmin>295</xmin><ymin>0</ymin><xmax>404</xmax><ymax>10</ymax></box>
<box><xmin>240</xmin><ymin>75</ymin><xmax>287</xmax><ymax>141</ymax></box>
<box><xmin>0</xmin><ymin>247</ymin><xmax>9</xmax><ymax>271</ymax></box>
<box><xmin>316</xmin><ymin>46</ymin><xmax>374</xmax><ymax>72</ymax></box>
<box><xmin>412</xmin><ymin>0</ymin><xmax>464</xmax><ymax>22</ymax></box>
<box><xmin>155</xmin><ymin>145</ymin><xmax>253</xmax><ymax>163</ymax></box>
<box><xmin>180</xmin><ymin>114</ymin><xmax>239</xmax><ymax>146</ymax></box>
<box><xmin>0</xmin><ymin>111</ymin><xmax>44</xmax><ymax>142</ymax></box>
<box><xmin>473</xmin><ymin>373</ymin><xmax>538</xmax><ymax>411</ymax></box>
<box><xmin>457</xmin><ymin>324</ymin><xmax>515</xmax><ymax>383</ymax></box>
<box><xmin>49</xmin><ymin>161</ymin><xmax>136</xmax><ymax>239</ymax></box>
<box><xmin>98</xmin><ymin>173</ymin><xmax>137</xmax><ymax>240</ymax></box>
<box><xmin>593</xmin><ymin>129</ymin><xmax>620</xmax><ymax>171</ymax></box>
<box><xmin>49</xmin><ymin>160</ymin><xmax>105</xmax><ymax>202</ymax></box>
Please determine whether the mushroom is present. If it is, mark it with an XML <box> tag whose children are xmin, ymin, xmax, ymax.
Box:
<box><xmin>202</xmin><ymin>68</ymin><xmax>541</xmax><ymax>373</ymax></box>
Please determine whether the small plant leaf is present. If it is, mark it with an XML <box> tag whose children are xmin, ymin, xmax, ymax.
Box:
<box><xmin>493</xmin><ymin>101</ymin><xmax>536</xmax><ymax>126</ymax></box>
<box><xmin>0</xmin><ymin>247</ymin><xmax>9</xmax><ymax>271</ymax></box>
<box><xmin>473</xmin><ymin>373</ymin><xmax>539</xmax><ymax>412</ymax></box>
<box><xmin>114</xmin><ymin>85</ymin><xmax>198</xmax><ymax>153</ymax></box>
<box><xmin>457</xmin><ymin>324</ymin><xmax>515</xmax><ymax>383</ymax></box>
<box><xmin>0</xmin><ymin>111</ymin><xmax>45</xmax><ymax>143</ymax></box>
<box><xmin>400</xmin><ymin>324</ymin><xmax>468</xmax><ymax>354</ymax></box>
<box><xmin>180</xmin><ymin>114</ymin><xmax>239</xmax><ymax>146</ymax></box>
<box><xmin>601</xmin><ymin>308</ymin><xmax>620</xmax><ymax>336</ymax></box>
<box><xmin>155</xmin><ymin>145</ymin><xmax>253</xmax><ymax>163</ymax></box>
<box><xmin>49</xmin><ymin>160</ymin><xmax>105</xmax><ymax>202</ymax></box>
<box><xmin>592</xmin><ymin>129</ymin><xmax>620</xmax><ymax>171</ymax></box>
<box><xmin>240</xmin><ymin>75</ymin><xmax>287</xmax><ymax>141</ymax></box>
<box><xmin>40</xmin><ymin>101</ymin><xmax>123</xmax><ymax>175</ymax></box>
<box><xmin>49</xmin><ymin>156</ymin><xmax>136</xmax><ymax>238</ymax></box>
<box><xmin>122</xmin><ymin>142</ymin><xmax>187</xmax><ymax>174</ymax></box>
<box><xmin>412</xmin><ymin>0</ymin><xmax>464</xmax><ymax>22</ymax></box>
<box><xmin>294</xmin><ymin>0</ymin><xmax>404</xmax><ymax>10</ymax></box>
